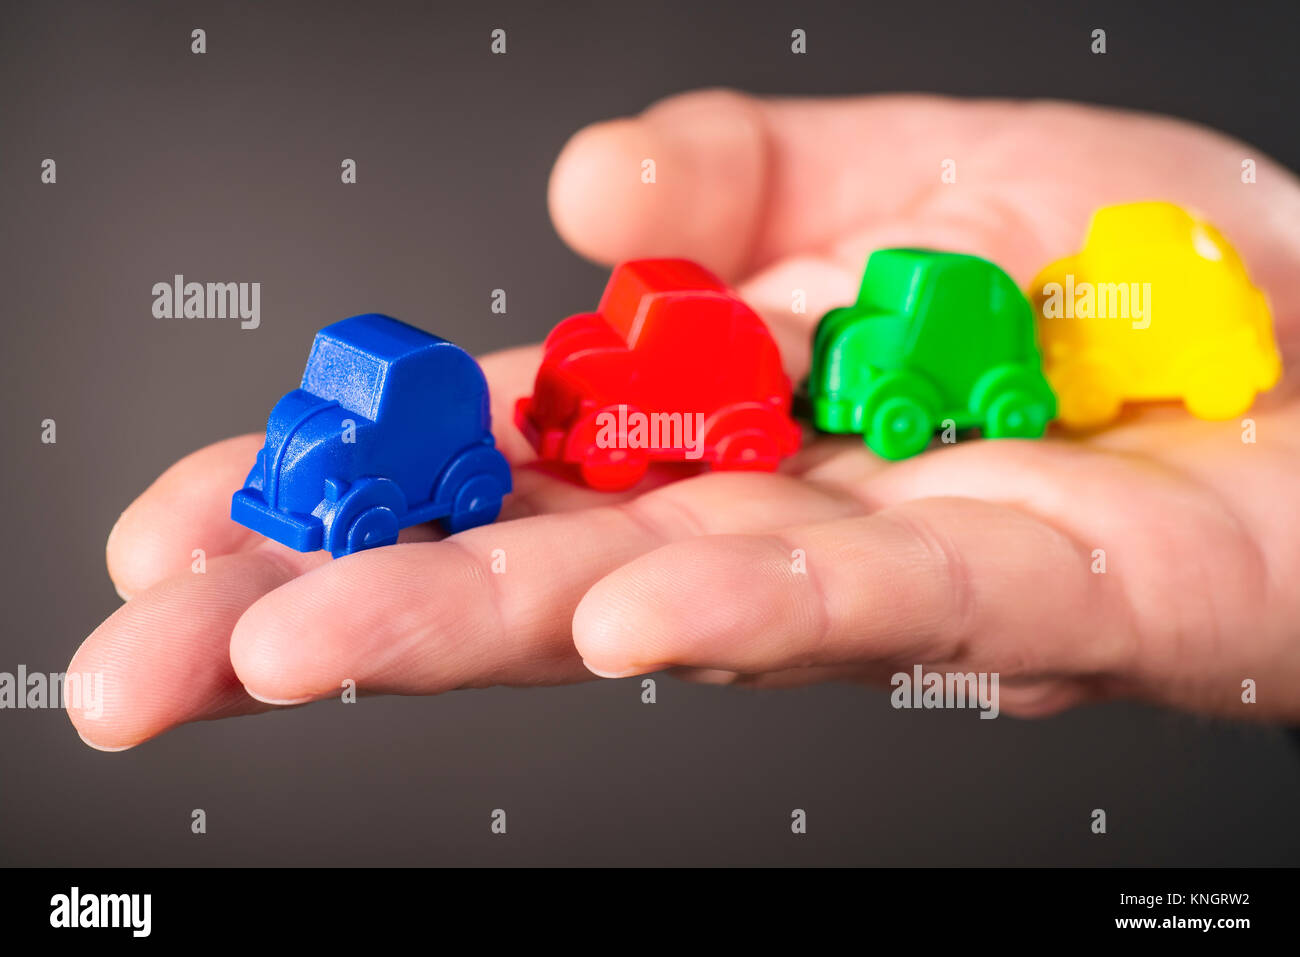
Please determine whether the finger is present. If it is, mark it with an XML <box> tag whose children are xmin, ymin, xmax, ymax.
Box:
<box><xmin>668</xmin><ymin>664</ymin><xmax>865</xmax><ymax>688</ymax></box>
<box><xmin>75</xmin><ymin>470</ymin><xmax>867</xmax><ymax>747</ymax></box>
<box><xmin>227</xmin><ymin>471</ymin><xmax>868</xmax><ymax>705</ymax></box>
<box><xmin>482</xmin><ymin>345</ymin><xmax>545</xmax><ymax>464</ymax></box>
<box><xmin>68</xmin><ymin>544</ymin><xmax>325</xmax><ymax>750</ymax></box>
<box><xmin>106</xmin><ymin>434</ymin><xmax>266</xmax><ymax>600</ymax></box>
<box><xmin>572</xmin><ymin>497</ymin><xmax>1133</xmax><ymax>682</ymax></box>
<box><xmin>549</xmin><ymin>91</ymin><xmax>1300</xmax><ymax>333</ymax></box>
<box><xmin>549</xmin><ymin>90</ymin><xmax>769</xmax><ymax>281</ymax></box>
<box><xmin>735</xmin><ymin>257</ymin><xmax>860</xmax><ymax>378</ymax></box>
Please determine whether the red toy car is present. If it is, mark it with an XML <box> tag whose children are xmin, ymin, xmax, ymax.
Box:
<box><xmin>515</xmin><ymin>259</ymin><xmax>801</xmax><ymax>490</ymax></box>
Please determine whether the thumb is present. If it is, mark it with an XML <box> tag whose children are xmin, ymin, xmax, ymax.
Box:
<box><xmin>548</xmin><ymin>89</ymin><xmax>769</xmax><ymax>280</ymax></box>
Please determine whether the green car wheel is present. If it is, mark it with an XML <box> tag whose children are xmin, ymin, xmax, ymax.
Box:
<box><xmin>984</xmin><ymin>389</ymin><xmax>1049</xmax><ymax>439</ymax></box>
<box><xmin>867</xmin><ymin>395</ymin><xmax>933</xmax><ymax>460</ymax></box>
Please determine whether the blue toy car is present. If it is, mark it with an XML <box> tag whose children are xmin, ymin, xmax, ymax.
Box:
<box><xmin>231</xmin><ymin>314</ymin><xmax>511</xmax><ymax>557</ymax></box>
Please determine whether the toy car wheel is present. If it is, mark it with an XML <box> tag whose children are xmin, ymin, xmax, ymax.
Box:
<box><xmin>1052</xmin><ymin>365</ymin><xmax>1122</xmax><ymax>430</ymax></box>
<box><xmin>579</xmin><ymin>448</ymin><xmax>650</xmax><ymax>492</ymax></box>
<box><xmin>984</xmin><ymin>389</ymin><xmax>1049</xmax><ymax>439</ymax></box>
<box><xmin>442</xmin><ymin>473</ymin><xmax>506</xmax><ymax>534</ymax></box>
<box><xmin>714</xmin><ymin>429</ymin><xmax>780</xmax><ymax>472</ymax></box>
<box><xmin>867</xmin><ymin>396</ymin><xmax>933</xmax><ymax>460</ymax></box>
<box><xmin>325</xmin><ymin>478</ymin><xmax>407</xmax><ymax>558</ymax></box>
<box><xmin>342</xmin><ymin>506</ymin><xmax>401</xmax><ymax>555</ymax></box>
<box><xmin>1183</xmin><ymin>376</ymin><xmax>1256</xmax><ymax>421</ymax></box>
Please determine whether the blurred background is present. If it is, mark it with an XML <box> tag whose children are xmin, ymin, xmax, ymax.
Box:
<box><xmin>2</xmin><ymin>0</ymin><xmax>1298</xmax><ymax>866</ymax></box>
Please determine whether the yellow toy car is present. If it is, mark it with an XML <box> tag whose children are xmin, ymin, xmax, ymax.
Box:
<box><xmin>1030</xmin><ymin>201</ymin><xmax>1281</xmax><ymax>428</ymax></box>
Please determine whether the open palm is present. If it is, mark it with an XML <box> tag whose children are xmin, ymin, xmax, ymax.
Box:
<box><xmin>70</xmin><ymin>92</ymin><xmax>1300</xmax><ymax>750</ymax></box>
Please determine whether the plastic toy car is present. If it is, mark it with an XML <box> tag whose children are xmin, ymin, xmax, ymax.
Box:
<box><xmin>231</xmin><ymin>314</ymin><xmax>511</xmax><ymax>557</ymax></box>
<box><xmin>807</xmin><ymin>249</ymin><xmax>1057</xmax><ymax>460</ymax></box>
<box><xmin>514</xmin><ymin>258</ymin><xmax>801</xmax><ymax>491</ymax></box>
<box><xmin>1030</xmin><ymin>201</ymin><xmax>1282</xmax><ymax>428</ymax></box>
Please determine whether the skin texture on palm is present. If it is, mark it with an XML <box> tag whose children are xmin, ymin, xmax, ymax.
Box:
<box><xmin>70</xmin><ymin>92</ymin><xmax>1300</xmax><ymax>751</ymax></box>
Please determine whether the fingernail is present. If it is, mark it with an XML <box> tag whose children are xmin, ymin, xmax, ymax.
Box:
<box><xmin>106</xmin><ymin>513</ymin><xmax>133</xmax><ymax>601</ymax></box>
<box><xmin>676</xmin><ymin>668</ymin><xmax>741</xmax><ymax>685</ymax></box>
<box><xmin>77</xmin><ymin>730</ymin><xmax>135</xmax><ymax>753</ymax></box>
<box><xmin>242</xmin><ymin>686</ymin><xmax>316</xmax><ymax>706</ymax></box>
<box><xmin>582</xmin><ymin>660</ymin><xmax>659</xmax><ymax>679</ymax></box>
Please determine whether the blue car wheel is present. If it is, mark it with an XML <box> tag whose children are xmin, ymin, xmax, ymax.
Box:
<box><xmin>342</xmin><ymin>505</ymin><xmax>401</xmax><ymax>555</ymax></box>
<box><xmin>325</xmin><ymin>478</ymin><xmax>406</xmax><ymax>557</ymax></box>
<box><xmin>442</xmin><ymin>473</ymin><xmax>506</xmax><ymax>534</ymax></box>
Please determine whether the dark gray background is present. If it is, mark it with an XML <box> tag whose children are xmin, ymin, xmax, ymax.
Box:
<box><xmin>2</xmin><ymin>0</ymin><xmax>1298</xmax><ymax>866</ymax></box>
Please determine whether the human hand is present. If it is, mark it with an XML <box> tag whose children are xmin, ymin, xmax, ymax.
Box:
<box><xmin>69</xmin><ymin>91</ymin><xmax>1300</xmax><ymax>750</ymax></box>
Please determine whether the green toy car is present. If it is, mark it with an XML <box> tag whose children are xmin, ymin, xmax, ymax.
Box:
<box><xmin>807</xmin><ymin>249</ymin><xmax>1057</xmax><ymax>460</ymax></box>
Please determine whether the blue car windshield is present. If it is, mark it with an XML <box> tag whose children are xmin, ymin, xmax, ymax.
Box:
<box><xmin>301</xmin><ymin>338</ymin><xmax>387</xmax><ymax>420</ymax></box>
